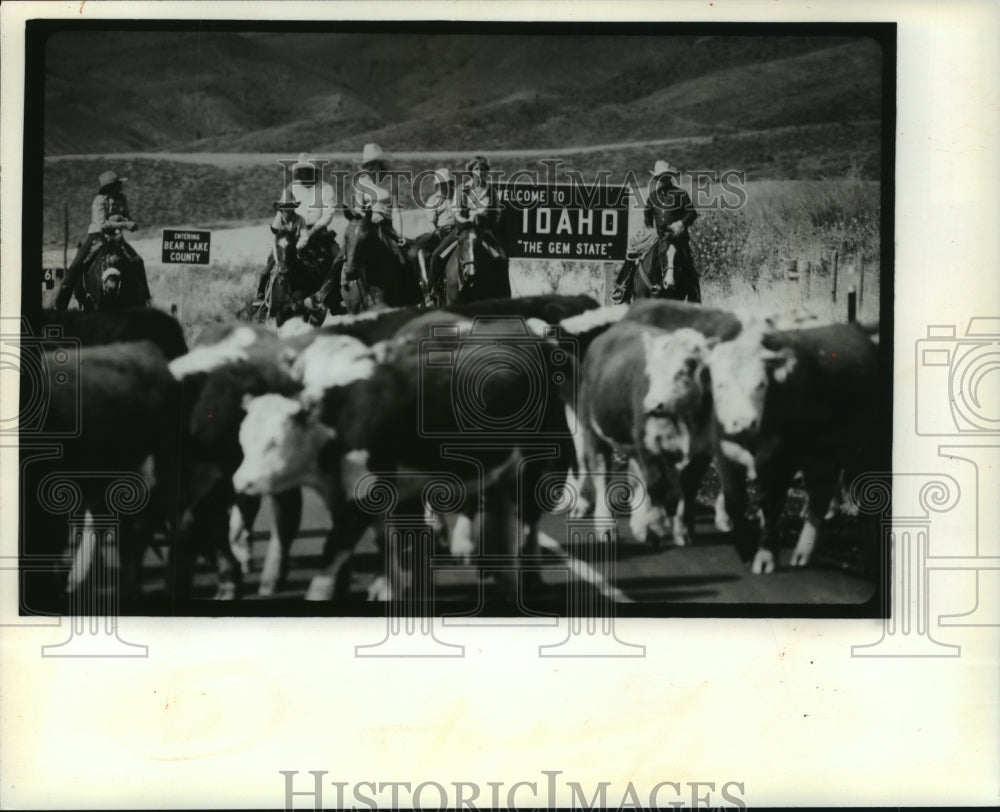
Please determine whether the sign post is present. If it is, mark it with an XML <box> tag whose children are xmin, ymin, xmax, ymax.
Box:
<box><xmin>161</xmin><ymin>229</ymin><xmax>212</xmax><ymax>265</ymax></box>
<box><xmin>497</xmin><ymin>182</ymin><xmax>629</xmax><ymax>262</ymax></box>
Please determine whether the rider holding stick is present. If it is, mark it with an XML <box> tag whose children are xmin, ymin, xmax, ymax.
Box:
<box><xmin>56</xmin><ymin>170</ymin><xmax>152</xmax><ymax>310</ymax></box>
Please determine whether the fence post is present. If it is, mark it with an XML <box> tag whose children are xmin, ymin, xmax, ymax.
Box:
<box><xmin>847</xmin><ymin>285</ymin><xmax>857</xmax><ymax>323</ymax></box>
<box><xmin>63</xmin><ymin>202</ymin><xmax>69</xmax><ymax>271</ymax></box>
<box><xmin>603</xmin><ymin>263</ymin><xmax>616</xmax><ymax>306</ymax></box>
<box><xmin>831</xmin><ymin>250</ymin><xmax>839</xmax><ymax>302</ymax></box>
<box><xmin>857</xmin><ymin>252</ymin><xmax>865</xmax><ymax>310</ymax></box>
<box><xmin>802</xmin><ymin>260</ymin><xmax>812</xmax><ymax>301</ymax></box>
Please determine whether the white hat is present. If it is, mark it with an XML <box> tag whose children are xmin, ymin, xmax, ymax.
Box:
<box><xmin>361</xmin><ymin>143</ymin><xmax>391</xmax><ymax>166</ymax></box>
<box><xmin>434</xmin><ymin>167</ymin><xmax>453</xmax><ymax>185</ymax></box>
<box><xmin>650</xmin><ymin>160</ymin><xmax>678</xmax><ymax>178</ymax></box>
<box><xmin>98</xmin><ymin>170</ymin><xmax>126</xmax><ymax>188</ymax></box>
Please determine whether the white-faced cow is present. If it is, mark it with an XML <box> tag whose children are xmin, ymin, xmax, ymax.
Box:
<box><xmin>707</xmin><ymin>321</ymin><xmax>880</xmax><ymax>573</ymax></box>
<box><xmin>574</xmin><ymin>323</ymin><xmax>716</xmax><ymax>545</ymax></box>
<box><xmin>560</xmin><ymin>299</ymin><xmax>743</xmax><ymax>545</ymax></box>
<box><xmin>233</xmin><ymin>313</ymin><xmax>575</xmax><ymax>602</ymax></box>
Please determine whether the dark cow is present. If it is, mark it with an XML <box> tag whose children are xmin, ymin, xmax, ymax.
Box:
<box><xmin>38</xmin><ymin>307</ymin><xmax>189</xmax><ymax>359</ymax></box>
<box><xmin>707</xmin><ymin>322</ymin><xmax>881</xmax><ymax>573</ymax></box>
<box><xmin>20</xmin><ymin>341</ymin><xmax>183</xmax><ymax>610</ymax></box>
<box><xmin>233</xmin><ymin>313</ymin><xmax>575</xmax><ymax>602</ymax></box>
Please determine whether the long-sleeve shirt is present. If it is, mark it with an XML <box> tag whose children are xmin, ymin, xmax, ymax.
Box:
<box><xmin>87</xmin><ymin>192</ymin><xmax>133</xmax><ymax>234</ymax></box>
<box><xmin>427</xmin><ymin>190</ymin><xmax>457</xmax><ymax>230</ymax></box>
<box><xmin>457</xmin><ymin>179</ymin><xmax>499</xmax><ymax>229</ymax></box>
<box><xmin>643</xmin><ymin>182</ymin><xmax>698</xmax><ymax>238</ymax></box>
<box><xmin>286</xmin><ymin>181</ymin><xmax>336</xmax><ymax>230</ymax></box>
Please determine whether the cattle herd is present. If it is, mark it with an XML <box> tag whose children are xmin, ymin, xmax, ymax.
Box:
<box><xmin>19</xmin><ymin>294</ymin><xmax>884</xmax><ymax>612</ymax></box>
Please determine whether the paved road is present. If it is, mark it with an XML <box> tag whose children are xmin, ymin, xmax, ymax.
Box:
<box><xmin>127</xmin><ymin>489</ymin><xmax>877</xmax><ymax>612</ymax></box>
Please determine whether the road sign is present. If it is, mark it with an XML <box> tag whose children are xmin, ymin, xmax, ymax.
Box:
<box><xmin>497</xmin><ymin>182</ymin><xmax>629</xmax><ymax>261</ymax></box>
<box><xmin>161</xmin><ymin>229</ymin><xmax>211</xmax><ymax>265</ymax></box>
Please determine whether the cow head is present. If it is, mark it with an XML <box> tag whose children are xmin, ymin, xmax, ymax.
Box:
<box><xmin>232</xmin><ymin>394</ymin><xmax>334</xmax><ymax>496</ymax></box>
<box><xmin>707</xmin><ymin>325</ymin><xmax>797</xmax><ymax>436</ymax></box>
<box><xmin>640</xmin><ymin>327</ymin><xmax>710</xmax><ymax>462</ymax></box>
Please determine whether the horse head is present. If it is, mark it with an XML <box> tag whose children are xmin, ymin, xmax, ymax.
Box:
<box><xmin>456</xmin><ymin>225</ymin><xmax>480</xmax><ymax>286</ymax></box>
<box><xmin>272</xmin><ymin>232</ymin><xmax>298</xmax><ymax>276</ymax></box>
<box><xmin>341</xmin><ymin>207</ymin><xmax>374</xmax><ymax>283</ymax></box>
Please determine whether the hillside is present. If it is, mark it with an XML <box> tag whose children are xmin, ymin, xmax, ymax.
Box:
<box><xmin>43</xmin><ymin>31</ymin><xmax>881</xmax><ymax>156</ymax></box>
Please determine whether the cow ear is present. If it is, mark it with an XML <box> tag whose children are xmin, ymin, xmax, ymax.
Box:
<box><xmin>772</xmin><ymin>348</ymin><xmax>798</xmax><ymax>383</ymax></box>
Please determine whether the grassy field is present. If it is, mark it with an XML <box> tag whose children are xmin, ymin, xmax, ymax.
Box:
<box><xmin>42</xmin><ymin>176</ymin><xmax>881</xmax><ymax>341</ymax></box>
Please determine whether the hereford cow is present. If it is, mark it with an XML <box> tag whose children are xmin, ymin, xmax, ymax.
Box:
<box><xmin>574</xmin><ymin>323</ymin><xmax>715</xmax><ymax>545</ymax></box>
<box><xmin>233</xmin><ymin>314</ymin><xmax>575</xmax><ymax>602</ymax></box>
<box><xmin>707</xmin><ymin>322</ymin><xmax>881</xmax><ymax>573</ymax></box>
<box><xmin>558</xmin><ymin>300</ymin><xmax>744</xmax><ymax>544</ymax></box>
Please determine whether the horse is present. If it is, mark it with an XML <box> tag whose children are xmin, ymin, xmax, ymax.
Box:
<box><xmin>339</xmin><ymin>208</ymin><xmax>424</xmax><ymax>314</ymax></box>
<box><xmin>441</xmin><ymin>222</ymin><xmax>511</xmax><ymax>306</ymax></box>
<box><xmin>631</xmin><ymin>236</ymin><xmax>701</xmax><ymax>303</ymax></box>
<box><xmin>78</xmin><ymin>229</ymin><xmax>148</xmax><ymax>311</ymax></box>
<box><xmin>256</xmin><ymin>233</ymin><xmax>332</xmax><ymax>327</ymax></box>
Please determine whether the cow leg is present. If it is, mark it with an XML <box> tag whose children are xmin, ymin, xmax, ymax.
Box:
<box><xmin>636</xmin><ymin>452</ymin><xmax>676</xmax><ymax>545</ymax></box>
<box><xmin>568</xmin><ymin>406</ymin><xmax>598</xmax><ymax>519</ymax></box>
<box><xmin>306</xmin><ymin>497</ymin><xmax>366</xmax><ymax>601</ymax></box>
<box><xmin>367</xmin><ymin>521</ymin><xmax>409</xmax><ymax>602</ymax></box>
<box><xmin>753</xmin><ymin>453</ymin><xmax>797</xmax><ymax>575</ymax></box>
<box><xmin>117</xmin><ymin>516</ymin><xmax>146</xmax><ymax>608</ymax></box>
<box><xmin>673</xmin><ymin>451</ymin><xmax>712</xmax><ymax>547</ymax></box>
<box><xmin>482</xmin><ymin>480</ymin><xmax>521</xmax><ymax>600</ymax></box>
<box><xmin>791</xmin><ymin>463</ymin><xmax>840</xmax><ymax>568</ymax></box>
<box><xmin>211</xmin><ymin>501</ymin><xmax>244</xmax><ymax>600</ymax></box>
<box><xmin>715</xmin><ymin>448</ymin><xmax>754</xmax><ymax>562</ymax></box>
<box><xmin>627</xmin><ymin>457</ymin><xmax>651</xmax><ymax>544</ymax></box>
<box><xmin>259</xmin><ymin>488</ymin><xmax>302</xmax><ymax>596</ymax></box>
<box><xmin>67</xmin><ymin>510</ymin><xmax>98</xmax><ymax>593</ymax></box>
<box><xmin>230</xmin><ymin>493</ymin><xmax>261</xmax><ymax>577</ymax></box>
<box><xmin>714</xmin><ymin>492</ymin><xmax>734</xmax><ymax>532</ymax></box>
<box><xmin>449</xmin><ymin>497</ymin><xmax>477</xmax><ymax>564</ymax></box>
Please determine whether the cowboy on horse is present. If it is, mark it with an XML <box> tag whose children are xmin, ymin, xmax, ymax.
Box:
<box><xmin>255</xmin><ymin>152</ymin><xmax>338</xmax><ymax>306</ymax></box>
<box><xmin>613</xmin><ymin>160</ymin><xmax>701</xmax><ymax>303</ymax></box>
<box><xmin>308</xmin><ymin>142</ymin><xmax>413</xmax><ymax>313</ymax></box>
<box><xmin>414</xmin><ymin>167</ymin><xmax>457</xmax><ymax>304</ymax></box>
<box><xmin>425</xmin><ymin>155</ymin><xmax>507</xmax><ymax>304</ymax></box>
<box><xmin>55</xmin><ymin>169</ymin><xmax>152</xmax><ymax>310</ymax></box>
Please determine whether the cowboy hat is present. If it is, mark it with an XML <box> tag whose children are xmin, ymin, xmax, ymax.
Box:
<box><xmin>292</xmin><ymin>153</ymin><xmax>319</xmax><ymax>183</ymax></box>
<box><xmin>98</xmin><ymin>170</ymin><xmax>126</xmax><ymax>189</ymax></box>
<box><xmin>273</xmin><ymin>188</ymin><xmax>301</xmax><ymax>210</ymax></box>
<box><xmin>434</xmin><ymin>167</ymin><xmax>454</xmax><ymax>185</ymax></box>
<box><xmin>360</xmin><ymin>142</ymin><xmax>392</xmax><ymax>167</ymax></box>
<box><xmin>466</xmin><ymin>155</ymin><xmax>490</xmax><ymax>172</ymax></box>
<box><xmin>650</xmin><ymin>160</ymin><xmax>678</xmax><ymax>178</ymax></box>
